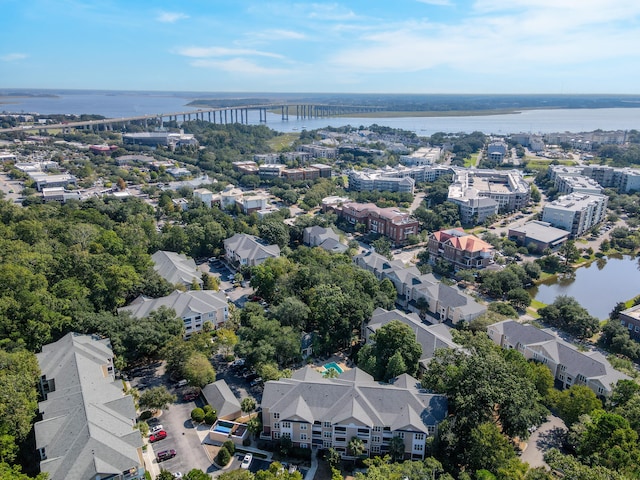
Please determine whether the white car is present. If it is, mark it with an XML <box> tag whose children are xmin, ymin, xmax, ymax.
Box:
<box><xmin>149</xmin><ymin>425</ymin><xmax>164</xmax><ymax>434</ymax></box>
<box><xmin>173</xmin><ymin>473</ymin><xmax>183</xmax><ymax>479</ymax></box>
<box><xmin>241</xmin><ymin>453</ymin><xmax>253</xmax><ymax>469</ymax></box>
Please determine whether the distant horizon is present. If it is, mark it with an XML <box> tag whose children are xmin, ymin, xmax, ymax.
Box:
<box><xmin>2</xmin><ymin>1</ymin><xmax>639</xmax><ymax>94</ymax></box>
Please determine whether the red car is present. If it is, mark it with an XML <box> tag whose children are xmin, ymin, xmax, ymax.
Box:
<box><xmin>183</xmin><ymin>391</ymin><xmax>199</xmax><ymax>401</ymax></box>
<box><xmin>149</xmin><ymin>430</ymin><xmax>167</xmax><ymax>443</ymax></box>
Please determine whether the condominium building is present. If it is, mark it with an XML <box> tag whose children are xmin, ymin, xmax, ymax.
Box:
<box><xmin>549</xmin><ymin>164</ymin><xmax>640</xmax><ymax>193</ymax></box>
<box><xmin>347</xmin><ymin>165</ymin><xmax>453</xmax><ymax>193</ymax></box>
<box><xmin>487</xmin><ymin>320</ymin><xmax>629</xmax><ymax>397</ymax></box>
<box><xmin>541</xmin><ymin>192</ymin><xmax>608</xmax><ymax>237</ymax></box>
<box><xmin>554</xmin><ymin>174</ymin><xmax>604</xmax><ymax>195</ymax></box>
<box><xmin>619</xmin><ymin>304</ymin><xmax>640</xmax><ymax>341</ymax></box>
<box><xmin>447</xmin><ymin>169</ymin><xmax>530</xmax><ymax>224</ymax></box>
<box><xmin>261</xmin><ymin>366</ymin><xmax>447</xmax><ymax>460</ymax></box>
<box><xmin>35</xmin><ymin>333</ymin><xmax>144</xmax><ymax>480</ymax></box>
<box><xmin>224</xmin><ymin>233</ymin><xmax>280</xmax><ymax>267</ymax></box>
<box><xmin>487</xmin><ymin>141</ymin><xmax>508</xmax><ymax>162</ymax></box>
<box><xmin>400</xmin><ymin>147</ymin><xmax>442</xmax><ymax>166</ymax></box>
<box><xmin>151</xmin><ymin>250</ymin><xmax>203</xmax><ymax>289</ymax></box>
<box><xmin>328</xmin><ymin>202</ymin><xmax>419</xmax><ymax>245</ymax></box>
<box><xmin>427</xmin><ymin>228</ymin><xmax>495</xmax><ymax>270</ymax></box>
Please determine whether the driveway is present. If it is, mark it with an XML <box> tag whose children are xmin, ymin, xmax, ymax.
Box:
<box><xmin>520</xmin><ymin>414</ymin><xmax>567</xmax><ymax>468</ymax></box>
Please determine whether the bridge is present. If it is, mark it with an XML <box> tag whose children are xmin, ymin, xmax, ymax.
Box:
<box><xmin>0</xmin><ymin>103</ymin><xmax>385</xmax><ymax>134</ymax></box>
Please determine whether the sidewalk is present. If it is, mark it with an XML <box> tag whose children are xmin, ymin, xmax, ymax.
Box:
<box><xmin>142</xmin><ymin>442</ymin><xmax>160</xmax><ymax>479</ymax></box>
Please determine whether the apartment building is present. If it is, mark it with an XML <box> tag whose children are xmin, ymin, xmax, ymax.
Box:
<box><xmin>619</xmin><ymin>304</ymin><xmax>640</xmax><ymax>341</ymax></box>
<box><xmin>35</xmin><ymin>333</ymin><xmax>144</xmax><ymax>480</ymax></box>
<box><xmin>347</xmin><ymin>165</ymin><xmax>453</xmax><ymax>193</ymax></box>
<box><xmin>151</xmin><ymin>250</ymin><xmax>203</xmax><ymax>289</ymax></box>
<box><xmin>447</xmin><ymin>169</ymin><xmax>530</xmax><ymax>224</ymax></box>
<box><xmin>541</xmin><ymin>192</ymin><xmax>608</xmax><ymax>237</ymax></box>
<box><xmin>487</xmin><ymin>320</ymin><xmax>629</xmax><ymax>397</ymax></box>
<box><xmin>224</xmin><ymin>233</ymin><xmax>280</xmax><ymax>267</ymax></box>
<box><xmin>550</xmin><ymin>164</ymin><xmax>640</xmax><ymax>193</ymax></box>
<box><xmin>354</xmin><ymin>250</ymin><xmax>486</xmax><ymax>324</ymax></box>
<box><xmin>554</xmin><ymin>174</ymin><xmax>604</xmax><ymax>195</ymax></box>
<box><xmin>329</xmin><ymin>202</ymin><xmax>419</xmax><ymax>245</ymax></box>
<box><xmin>297</xmin><ymin>144</ymin><xmax>338</xmax><ymax>159</ymax></box>
<box><xmin>119</xmin><ymin>289</ymin><xmax>229</xmax><ymax>337</ymax></box>
<box><xmin>427</xmin><ymin>228</ymin><xmax>495</xmax><ymax>270</ymax></box>
<box><xmin>261</xmin><ymin>366</ymin><xmax>447</xmax><ymax>460</ymax></box>
<box><xmin>487</xmin><ymin>141</ymin><xmax>508</xmax><ymax>162</ymax></box>
<box><xmin>400</xmin><ymin>147</ymin><xmax>442</xmax><ymax>166</ymax></box>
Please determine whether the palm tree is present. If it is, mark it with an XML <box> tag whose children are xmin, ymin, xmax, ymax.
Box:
<box><xmin>388</xmin><ymin>435</ymin><xmax>405</xmax><ymax>462</ymax></box>
<box><xmin>347</xmin><ymin>436</ymin><xmax>365</xmax><ymax>467</ymax></box>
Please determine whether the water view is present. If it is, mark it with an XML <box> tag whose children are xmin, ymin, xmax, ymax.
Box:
<box><xmin>530</xmin><ymin>255</ymin><xmax>640</xmax><ymax>319</ymax></box>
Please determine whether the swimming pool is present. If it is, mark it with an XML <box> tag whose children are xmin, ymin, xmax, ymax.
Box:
<box><xmin>214</xmin><ymin>424</ymin><xmax>232</xmax><ymax>434</ymax></box>
<box><xmin>324</xmin><ymin>362</ymin><xmax>343</xmax><ymax>374</ymax></box>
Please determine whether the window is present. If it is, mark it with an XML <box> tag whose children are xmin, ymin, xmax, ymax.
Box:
<box><xmin>300</xmin><ymin>443</ymin><xmax>308</xmax><ymax>449</ymax></box>
<box><xmin>414</xmin><ymin>444</ymin><xmax>424</xmax><ymax>451</ymax></box>
<box><xmin>273</xmin><ymin>432</ymin><xmax>280</xmax><ymax>439</ymax></box>
<box><xmin>273</xmin><ymin>413</ymin><xmax>280</xmax><ymax>419</ymax></box>
<box><xmin>414</xmin><ymin>433</ymin><xmax>425</xmax><ymax>441</ymax></box>
<box><xmin>282</xmin><ymin>422</ymin><xmax>291</xmax><ymax>429</ymax></box>
<box><xmin>566</xmin><ymin>377</ymin><xmax>573</xmax><ymax>384</ymax></box>
<box><xmin>323</xmin><ymin>422</ymin><xmax>331</xmax><ymax>428</ymax></box>
<box><xmin>300</xmin><ymin>434</ymin><xmax>308</xmax><ymax>441</ymax></box>
<box><xmin>323</xmin><ymin>431</ymin><xmax>332</xmax><ymax>438</ymax></box>
<box><xmin>335</xmin><ymin>437</ymin><xmax>346</xmax><ymax>443</ymax></box>
<box><xmin>397</xmin><ymin>432</ymin><xmax>405</xmax><ymax>439</ymax></box>
<box><xmin>38</xmin><ymin>447</ymin><xmax>46</xmax><ymax>460</ymax></box>
<box><xmin>598</xmin><ymin>387</ymin><xmax>604</xmax><ymax>395</ymax></box>
<box><xmin>335</xmin><ymin>426</ymin><xmax>346</xmax><ymax>432</ymax></box>
<box><xmin>635</xmin><ymin>326</ymin><xmax>640</xmax><ymax>333</ymax></box>
<box><xmin>371</xmin><ymin>445</ymin><xmax>381</xmax><ymax>454</ymax></box>
<box><xmin>323</xmin><ymin>441</ymin><xmax>332</xmax><ymax>448</ymax></box>
<box><xmin>372</xmin><ymin>436</ymin><xmax>381</xmax><ymax>443</ymax></box>
<box><xmin>274</xmin><ymin>422</ymin><xmax>280</xmax><ymax>429</ymax></box>
<box><xmin>300</xmin><ymin>424</ymin><xmax>307</xmax><ymax>430</ymax></box>
<box><xmin>560</xmin><ymin>365</ymin><xmax>566</xmax><ymax>371</ymax></box>
<box><xmin>427</xmin><ymin>426</ymin><xmax>436</xmax><ymax>435</ymax></box>
<box><xmin>357</xmin><ymin>428</ymin><xmax>369</xmax><ymax>435</ymax></box>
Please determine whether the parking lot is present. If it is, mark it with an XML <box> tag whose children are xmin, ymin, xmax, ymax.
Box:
<box><xmin>128</xmin><ymin>364</ymin><xmax>215</xmax><ymax>477</ymax></box>
<box><xmin>199</xmin><ymin>258</ymin><xmax>255</xmax><ymax>307</ymax></box>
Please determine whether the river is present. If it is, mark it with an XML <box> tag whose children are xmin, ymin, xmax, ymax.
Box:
<box><xmin>529</xmin><ymin>255</ymin><xmax>640</xmax><ymax>320</ymax></box>
<box><xmin>2</xmin><ymin>91</ymin><xmax>639</xmax><ymax>135</ymax></box>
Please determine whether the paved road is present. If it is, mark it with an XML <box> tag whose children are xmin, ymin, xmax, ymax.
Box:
<box><xmin>520</xmin><ymin>414</ymin><xmax>567</xmax><ymax>468</ymax></box>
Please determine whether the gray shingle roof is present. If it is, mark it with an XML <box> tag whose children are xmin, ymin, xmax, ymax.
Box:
<box><xmin>151</xmin><ymin>250</ymin><xmax>202</xmax><ymax>287</ymax></box>
<box><xmin>202</xmin><ymin>379</ymin><xmax>242</xmax><ymax>419</ymax></box>
<box><xmin>262</xmin><ymin>366</ymin><xmax>447</xmax><ymax>432</ymax></box>
<box><xmin>35</xmin><ymin>333</ymin><xmax>142</xmax><ymax>480</ymax></box>
<box><xmin>119</xmin><ymin>290</ymin><xmax>227</xmax><ymax>320</ymax></box>
<box><xmin>224</xmin><ymin>233</ymin><xmax>280</xmax><ymax>263</ymax></box>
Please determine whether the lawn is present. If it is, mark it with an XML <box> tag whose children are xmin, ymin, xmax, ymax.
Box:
<box><xmin>267</xmin><ymin>132</ymin><xmax>299</xmax><ymax>151</ymax></box>
<box><xmin>465</xmin><ymin>154</ymin><xmax>478</xmax><ymax>168</ymax></box>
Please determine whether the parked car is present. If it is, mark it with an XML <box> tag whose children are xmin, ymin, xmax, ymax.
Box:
<box><xmin>241</xmin><ymin>453</ymin><xmax>253</xmax><ymax>469</ymax></box>
<box><xmin>183</xmin><ymin>391</ymin><xmax>199</xmax><ymax>401</ymax></box>
<box><xmin>249</xmin><ymin>377</ymin><xmax>263</xmax><ymax>387</ymax></box>
<box><xmin>149</xmin><ymin>425</ymin><xmax>164</xmax><ymax>434</ymax></box>
<box><xmin>157</xmin><ymin>449</ymin><xmax>176</xmax><ymax>462</ymax></box>
<box><xmin>149</xmin><ymin>430</ymin><xmax>167</xmax><ymax>443</ymax></box>
<box><xmin>230</xmin><ymin>358</ymin><xmax>245</xmax><ymax>368</ymax></box>
<box><xmin>173</xmin><ymin>473</ymin><xmax>183</xmax><ymax>479</ymax></box>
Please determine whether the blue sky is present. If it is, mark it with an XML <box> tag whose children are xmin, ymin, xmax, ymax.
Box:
<box><xmin>1</xmin><ymin>0</ymin><xmax>639</xmax><ymax>93</ymax></box>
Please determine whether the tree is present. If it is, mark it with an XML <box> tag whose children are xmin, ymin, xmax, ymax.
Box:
<box><xmin>247</xmin><ymin>417</ymin><xmax>262</xmax><ymax>438</ymax></box>
<box><xmin>202</xmin><ymin>272</ymin><xmax>220</xmax><ymax>291</ymax></box>
<box><xmin>223</xmin><ymin>440</ymin><xmax>236</xmax><ymax>456</ymax></box>
<box><xmin>347</xmin><ymin>436</ymin><xmax>365</xmax><ymax>462</ymax></box>
<box><xmin>388</xmin><ymin>435</ymin><xmax>406</xmax><ymax>462</ymax></box>
<box><xmin>241</xmin><ymin>397</ymin><xmax>257</xmax><ymax>414</ymax></box>
<box><xmin>538</xmin><ymin>296</ymin><xmax>600</xmax><ymax>339</ymax></box>
<box><xmin>554</xmin><ymin>385</ymin><xmax>602</xmax><ymax>425</ymax></box>
<box><xmin>326</xmin><ymin>448</ymin><xmax>342</xmax><ymax>470</ymax></box>
<box><xmin>157</xmin><ymin>471</ymin><xmax>175</xmax><ymax>480</ymax></box>
<box><xmin>467</xmin><ymin>422</ymin><xmax>516</xmax><ymax>474</ymax></box>
<box><xmin>357</xmin><ymin>320</ymin><xmax>422</xmax><ymax>381</ymax></box>
<box><xmin>216</xmin><ymin>446</ymin><xmax>231</xmax><ymax>466</ymax></box>
<box><xmin>371</xmin><ymin>237</ymin><xmax>392</xmax><ymax>259</ymax></box>
<box><xmin>139</xmin><ymin>386</ymin><xmax>176</xmax><ymax>413</ymax></box>
<box><xmin>183</xmin><ymin>352</ymin><xmax>216</xmax><ymax>388</ymax></box>
<box><xmin>185</xmin><ymin>470</ymin><xmax>212</xmax><ymax>480</ymax></box>
<box><xmin>191</xmin><ymin>407</ymin><xmax>205</xmax><ymax>423</ymax></box>
<box><xmin>558</xmin><ymin>240</ymin><xmax>580</xmax><ymax>265</ymax></box>
<box><xmin>506</xmin><ymin>288</ymin><xmax>532</xmax><ymax>311</ymax></box>
<box><xmin>270</xmin><ymin>296</ymin><xmax>310</xmax><ymax>331</ymax></box>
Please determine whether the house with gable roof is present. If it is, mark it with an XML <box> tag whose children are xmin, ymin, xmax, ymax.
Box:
<box><xmin>35</xmin><ymin>333</ymin><xmax>144</xmax><ymax>480</ymax></box>
<box><xmin>487</xmin><ymin>319</ymin><xmax>629</xmax><ymax>398</ymax></box>
<box><xmin>224</xmin><ymin>233</ymin><xmax>280</xmax><ymax>268</ymax></box>
<box><xmin>302</xmin><ymin>225</ymin><xmax>348</xmax><ymax>253</ymax></box>
<box><xmin>261</xmin><ymin>366</ymin><xmax>447</xmax><ymax>460</ymax></box>
<box><xmin>151</xmin><ymin>250</ymin><xmax>203</xmax><ymax>289</ymax></box>
<box><xmin>427</xmin><ymin>228</ymin><xmax>495</xmax><ymax>270</ymax></box>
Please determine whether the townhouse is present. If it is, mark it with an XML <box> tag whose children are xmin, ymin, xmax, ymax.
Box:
<box><xmin>261</xmin><ymin>366</ymin><xmax>447</xmax><ymax>460</ymax></box>
<box><xmin>487</xmin><ymin>320</ymin><xmax>629</xmax><ymax>398</ymax></box>
<box><xmin>35</xmin><ymin>333</ymin><xmax>144</xmax><ymax>480</ymax></box>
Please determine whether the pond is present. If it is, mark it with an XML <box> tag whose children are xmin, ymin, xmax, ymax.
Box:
<box><xmin>529</xmin><ymin>255</ymin><xmax>640</xmax><ymax>320</ymax></box>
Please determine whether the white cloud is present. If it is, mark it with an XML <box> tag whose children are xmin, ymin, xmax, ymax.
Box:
<box><xmin>190</xmin><ymin>58</ymin><xmax>289</xmax><ymax>75</ymax></box>
<box><xmin>175</xmin><ymin>46</ymin><xmax>284</xmax><ymax>59</ymax></box>
<box><xmin>1</xmin><ymin>53</ymin><xmax>28</xmax><ymax>61</ymax></box>
<box><xmin>305</xmin><ymin>3</ymin><xmax>356</xmax><ymax>20</ymax></box>
<box><xmin>254</xmin><ymin>29</ymin><xmax>306</xmax><ymax>40</ymax></box>
<box><xmin>416</xmin><ymin>0</ymin><xmax>452</xmax><ymax>5</ymax></box>
<box><xmin>156</xmin><ymin>11</ymin><xmax>189</xmax><ymax>23</ymax></box>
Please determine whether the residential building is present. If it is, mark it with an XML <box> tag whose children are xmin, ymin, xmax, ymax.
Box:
<box><xmin>363</xmin><ymin>308</ymin><xmax>461</xmax><ymax>372</ymax></box>
<box><xmin>508</xmin><ymin>221</ymin><xmax>570</xmax><ymax>253</ymax></box>
<box><xmin>119</xmin><ymin>290</ymin><xmax>229</xmax><ymax>337</ymax></box>
<box><xmin>347</xmin><ymin>165</ymin><xmax>453</xmax><ymax>193</ymax></box>
<box><xmin>224</xmin><ymin>233</ymin><xmax>280</xmax><ymax>267</ymax></box>
<box><xmin>310</xmin><ymin>163</ymin><xmax>332</xmax><ymax>178</ymax></box>
<box><xmin>151</xmin><ymin>250</ymin><xmax>203</xmax><ymax>289</ymax></box>
<box><xmin>303</xmin><ymin>226</ymin><xmax>348</xmax><ymax>253</ymax></box>
<box><xmin>447</xmin><ymin>169</ymin><xmax>530</xmax><ymax>224</ymax></box>
<box><xmin>353</xmin><ymin>251</ymin><xmax>486</xmax><ymax>324</ymax></box>
<box><xmin>237</xmin><ymin>194</ymin><xmax>270</xmax><ymax>214</ymax></box>
<box><xmin>327</xmin><ymin>202</ymin><xmax>419</xmax><ymax>246</ymax></box>
<box><xmin>487</xmin><ymin>320</ymin><xmax>629</xmax><ymax>397</ymax></box>
<box><xmin>400</xmin><ymin>147</ymin><xmax>442</xmax><ymax>166</ymax></box>
<box><xmin>261</xmin><ymin>366</ymin><xmax>447</xmax><ymax>460</ymax></box>
<box><xmin>172</xmin><ymin>197</ymin><xmax>189</xmax><ymax>211</ymax></box>
<box><xmin>550</xmin><ymin>164</ymin><xmax>640</xmax><ymax>193</ymax></box>
<box><xmin>122</xmin><ymin>130</ymin><xmax>198</xmax><ymax>148</ymax></box>
<box><xmin>554</xmin><ymin>175</ymin><xmax>604</xmax><ymax>195</ymax></box>
<box><xmin>258</xmin><ymin>164</ymin><xmax>287</xmax><ymax>178</ymax></box>
<box><xmin>541</xmin><ymin>192</ymin><xmax>608</xmax><ymax>237</ymax></box>
<box><xmin>427</xmin><ymin>228</ymin><xmax>495</xmax><ymax>270</ymax></box>
<box><xmin>35</xmin><ymin>333</ymin><xmax>144</xmax><ymax>480</ymax></box>
<box><xmin>454</xmin><ymin>196</ymin><xmax>499</xmax><ymax>225</ymax></box>
<box><xmin>297</xmin><ymin>144</ymin><xmax>337</xmax><ymax>159</ymax></box>
<box><xmin>487</xmin><ymin>141</ymin><xmax>508</xmax><ymax>162</ymax></box>
<box><xmin>619</xmin><ymin>304</ymin><xmax>640</xmax><ymax>341</ymax></box>
<box><xmin>202</xmin><ymin>380</ymin><xmax>242</xmax><ymax>421</ymax></box>
<box><xmin>193</xmin><ymin>188</ymin><xmax>214</xmax><ymax>207</ymax></box>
